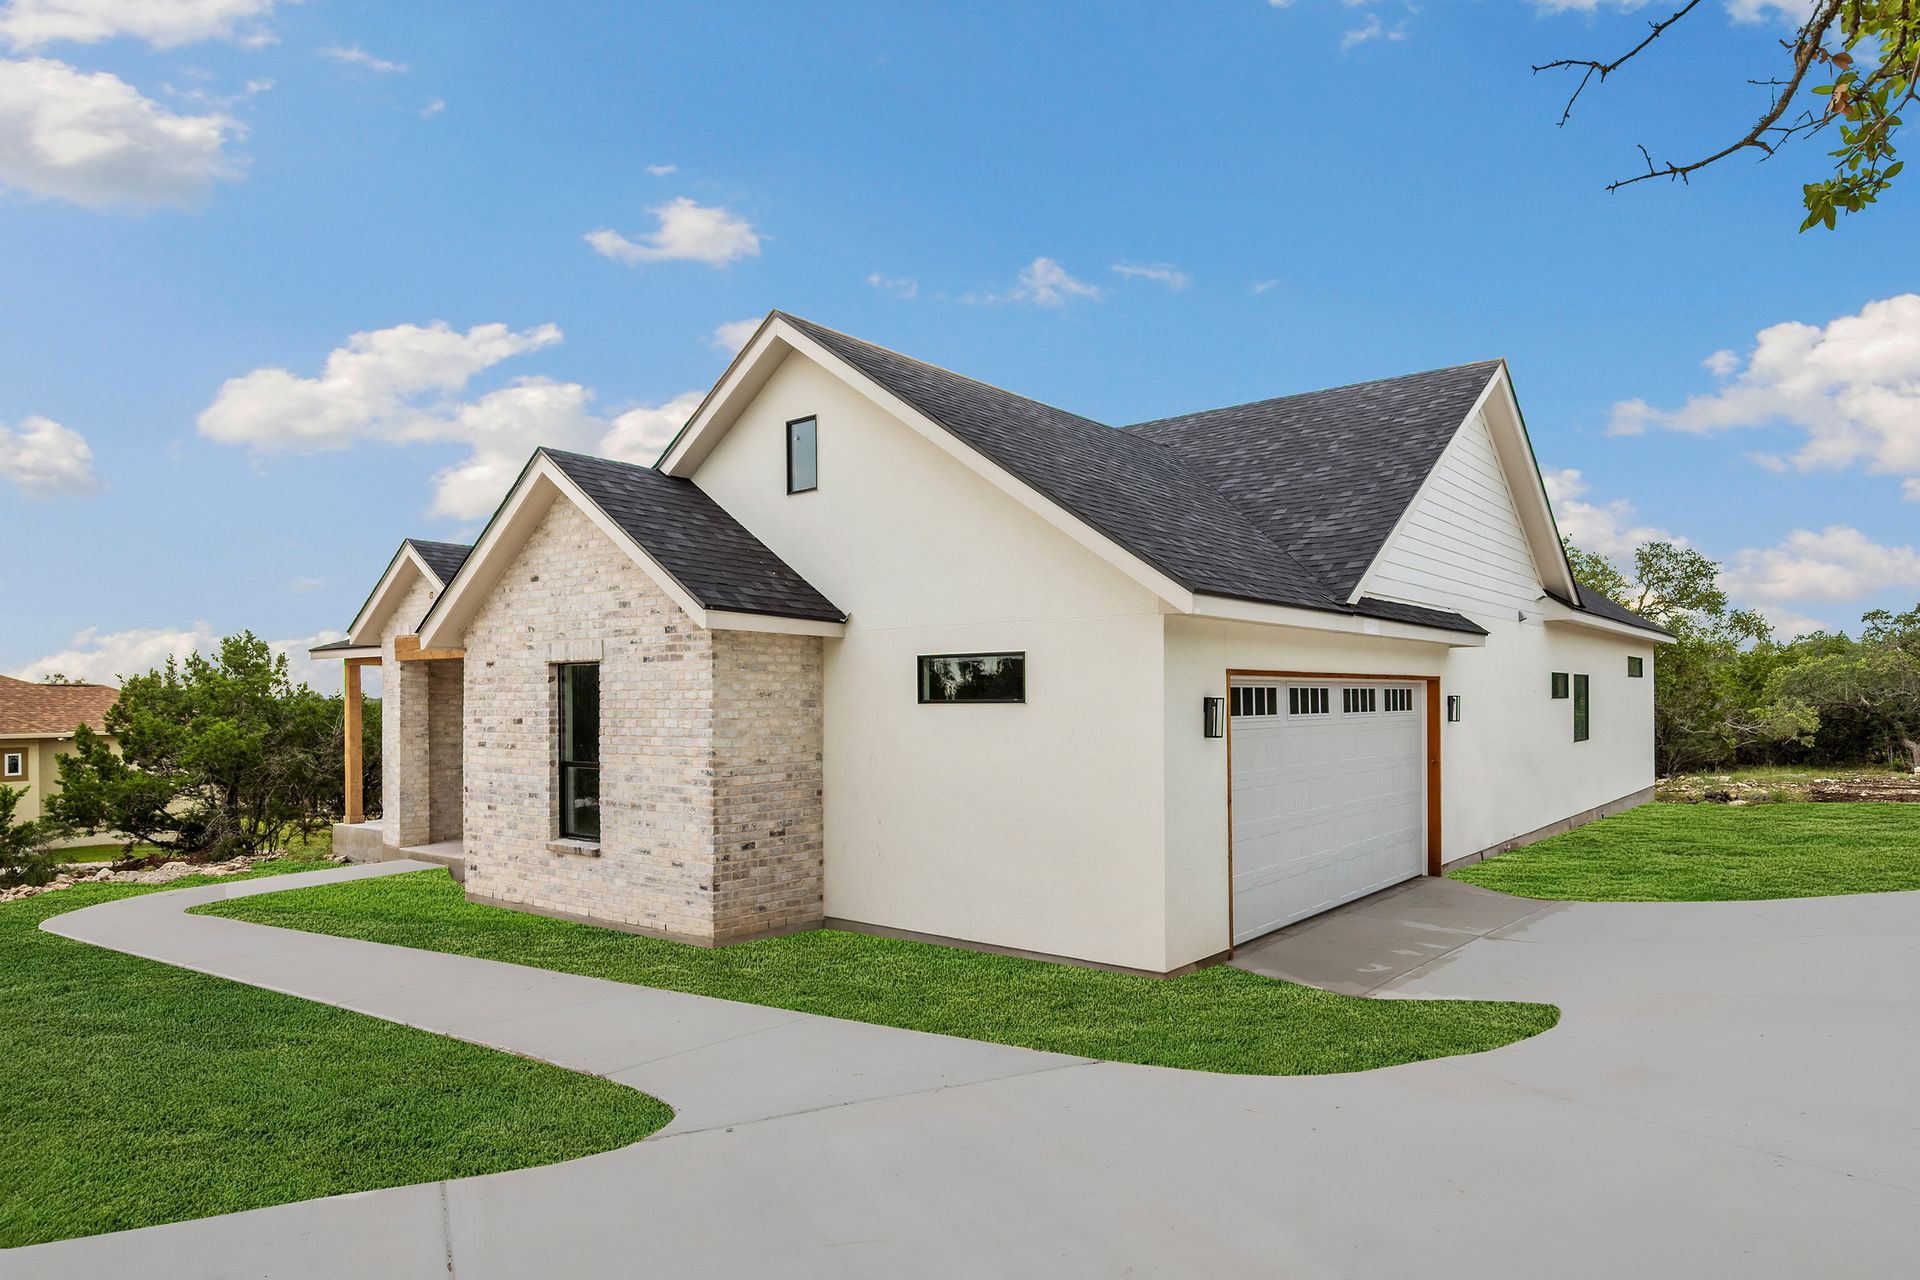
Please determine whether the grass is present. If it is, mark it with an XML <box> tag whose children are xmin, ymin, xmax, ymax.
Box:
<box><xmin>1</xmin><ymin>863</ymin><xmax>671</xmax><ymax>1249</ymax></box>
<box><xmin>197</xmin><ymin>871</ymin><xmax>1558</xmax><ymax>1077</ymax></box>
<box><xmin>1451</xmin><ymin>802</ymin><xmax>1920</xmax><ymax>902</ymax></box>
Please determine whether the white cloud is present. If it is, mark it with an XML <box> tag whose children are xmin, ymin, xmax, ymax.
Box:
<box><xmin>865</xmin><ymin>271</ymin><xmax>918</xmax><ymax>299</ymax></box>
<box><xmin>0</xmin><ymin>414</ymin><xmax>100</xmax><ymax>495</ymax></box>
<box><xmin>286</xmin><ymin>575</ymin><xmax>323</xmax><ymax>593</ymax></box>
<box><xmin>967</xmin><ymin>257</ymin><xmax>1102</xmax><ymax>307</ymax></box>
<box><xmin>585</xmin><ymin>197</ymin><xmax>761</xmax><ymax>267</ymax></box>
<box><xmin>1756</xmin><ymin>605</ymin><xmax>1830</xmax><ymax>639</ymax></box>
<box><xmin>318</xmin><ymin>45</ymin><xmax>407</xmax><ymax>74</ymax></box>
<box><xmin>1607</xmin><ymin>295</ymin><xmax>1920</xmax><ymax>496</ymax></box>
<box><xmin>12</xmin><ymin>623</ymin><xmax>354</xmax><ymax>693</ymax></box>
<box><xmin>1723</xmin><ymin>525</ymin><xmax>1920</xmax><ymax>605</ymax></box>
<box><xmin>709</xmin><ymin>317</ymin><xmax>760</xmax><ymax>354</ymax></box>
<box><xmin>1340</xmin><ymin>12</ymin><xmax>1408</xmax><ymax>53</ymax></box>
<box><xmin>420</xmin><ymin>97</ymin><xmax>443</xmax><ymax>118</ymax></box>
<box><xmin>1541</xmin><ymin>466</ymin><xmax>1681</xmax><ymax>557</ymax></box>
<box><xmin>1250</xmin><ymin>277</ymin><xmax>1282</xmax><ymax>294</ymax></box>
<box><xmin>0</xmin><ymin>55</ymin><xmax>240</xmax><ymax>205</ymax></box>
<box><xmin>597</xmin><ymin>391</ymin><xmax>704</xmax><ymax>469</ymax></box>
<box><xmin>1529</xmin><ymin>2</ymin><xmax>1828</xmax><ymax>25</ymax></box>
<box><xmin>198</xmin><ymin>320</ymin><xmax>701</xmax><ymax>520</ymax></box>
<box><xmin>1112</xmin><ymin>261</ymin><xmax>1190</xmax><ymax>290</ymax></box>
<box><xmin>0</xmin><ymin>0</ymin><xmax>277</xmax><ymax>50</ymax></box>
<box><xmin>644</xmin><ymin>162</ymin><xmax>675</xmax><ymax>176</ymax></box>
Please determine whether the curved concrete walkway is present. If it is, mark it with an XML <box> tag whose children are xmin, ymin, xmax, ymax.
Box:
<box><xmin>12</xmin><ymin>863</ymin><xmax>1920</xmax><ymax>1278</ymax></box>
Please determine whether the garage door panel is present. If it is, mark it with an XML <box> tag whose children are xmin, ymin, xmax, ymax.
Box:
<box><xmin>1229</xmin><ymin>679</ymin><xmax>1426</xmax><ymax>945</ymax></box>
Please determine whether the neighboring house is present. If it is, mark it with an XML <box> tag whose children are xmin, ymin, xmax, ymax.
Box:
<box><xmin>0</xmin><ymin>675</ymin><xmax>119</xmax><ymax>826</ymax></box>
<box><xmin>313</xmin><ymin>312</ymin><xmax>1669</xmax><ymax>975</ymax></box>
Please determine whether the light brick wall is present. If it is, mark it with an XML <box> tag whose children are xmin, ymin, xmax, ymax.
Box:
<box><xmin>712</xmin><ymin>630</ymin><xmax>824</xmax><ymax>941</ymax></box>
<box><xmin>380</xmin><ymin>575</ymin><xmax>436</xmax><ymax>848</ymax></box>
<box><xmin>427</xmin><ymin>658</ymin><xmax>464</xmax><ymax>842</ymax></box>
<box><xmin>459</xmin><ymin>496</ymin><xmax>823</xmax><ymax>943</ymax></box>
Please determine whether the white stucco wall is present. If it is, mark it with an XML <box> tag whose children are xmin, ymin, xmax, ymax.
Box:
<box><xmin>688</xmin><ymin>351</ymin><xmax>1172</xmax><ymax>971</ymax></box>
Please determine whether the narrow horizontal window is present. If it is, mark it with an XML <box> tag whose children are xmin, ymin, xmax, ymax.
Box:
<box><xmin>1551</xmin><ymin>672</ymin><xmax>1570</xmax><ymax>699</ymax></box>
<box><xmin>1342</xmin><ymin>687</ymin><xmax>1377</xmax><ymax>714</ymax></box>
<box><xmin>1627</xmin><ymin>656</ymin><xmax>1645</xmax><ymax>678</ymax></box>
<box><xmin>1288</xmin><ymin>686</ymin><xmax>1330</xmax><ymax>716</ymax></box>
<box><xmin>1383</xmin><ymin>687</ymin><xmax>1414</xmax><ymax>713</ymax></box>
<box><xmin>1230</xmin><ymin>686</ymin><xmax>1277</xmax><ymax>717</ymax></box>
<box><xmin>1573</xmin><ymin>674</ymin><xmax>1591</xmax><ymax>743</ymax></box>
<box><xmin>786</xmin><ymin>416</ymin><xmax>817</xmax><ymax>494</ymax></box>
<box><xmin>919</xmin><ymin>652</ymin><xmax>1025</xmax><ymax>703</ymax></box>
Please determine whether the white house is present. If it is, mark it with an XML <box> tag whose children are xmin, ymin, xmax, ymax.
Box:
<box><xmin>314</xmin><ymin>312</ymin><xmax>1667</xmax><ymax>975</ymax></box>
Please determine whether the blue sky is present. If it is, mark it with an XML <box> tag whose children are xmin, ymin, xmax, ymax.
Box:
<box><xmin>2</xmin><ymin>0</ymin><xmax>1915</xmax><ymax>690</ymax></box>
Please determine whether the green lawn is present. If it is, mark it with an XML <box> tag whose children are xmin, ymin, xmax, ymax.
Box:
<box><xmin>198</xmin><ymin>871</ymin><xmax>1558</xmax><ymax>1077</ymax></box>
<box><xmin>1</xmin><ymin>865</ymin><xmax>671</xmax><ymax>1249</ymax></box>
<box><xmin>1451</xmin><ymin>802</ymin><xmax>1920</xmax><ymax>902</ymax></box>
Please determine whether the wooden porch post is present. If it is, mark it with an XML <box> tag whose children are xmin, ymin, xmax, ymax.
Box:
<box><xmin>343</xmin><ymin>658</ymin><xmax>364</xmax><ymax>825</ymax></box>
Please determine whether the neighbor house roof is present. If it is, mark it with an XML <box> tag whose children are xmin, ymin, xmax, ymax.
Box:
<box><xmin>0</xmin><ymin>675</ymin><xmax>119</xmax><ymax>736</ymax></box>
<box><xmin>541</xmin><ymin>449</ymin><xmax>846</xmax><ymax>623</ymax></box>
<box><xmin>777</xmin><ymin>313</ymin><xmax>1490</xmax><ymax>636</ymax></box>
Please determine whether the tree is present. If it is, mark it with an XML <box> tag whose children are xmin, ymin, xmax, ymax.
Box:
<box><xmin>0</xmin><ymin>785</ymin><xmax>59</xmax><ymax>888</ymax></box>
<box><xmin>1763</xmin><ymin>611</ymin><xmax>1920</xmax><ymax>768</ymax></box>
<box><xmin>1537</xmin><ymin>1</ymin><xmax>1917</xmax><ymax>230</ymax></box>
<box><xmin>48</xmin><ymin>633</ymin><xmax>346</xmax><ymax>858</ymax></box>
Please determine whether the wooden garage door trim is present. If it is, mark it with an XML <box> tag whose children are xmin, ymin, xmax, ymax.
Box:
<box><xmin>1222</xmin><ymin>669</ymin><xmax>1443</xmax><ymax>957</ymax></box>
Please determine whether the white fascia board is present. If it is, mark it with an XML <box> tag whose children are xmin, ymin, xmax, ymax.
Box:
<box><xmin>311</xmin><ymin>645</ymin><xmax>381</xmax><ymax>661</ymax></box>
<box><xmin>345</xmin><ymin>543</ymin><xmax>441</xmax><ymax>646</ymax></box>
<box><xmin>706</xmin><ymin>611</ymin><xmax>847</xmax><ymax>637</ymax></box>
<box><xmin>418</xmin><ymin>457</ymin><xmax>712</xmax><ymax>649</ymax></box>
<box><xmin>1345</xmin><ymin>368</ymin><xmax>1504</xmax><ymax>606</ymax></box>
<box><xmin>1484</xmin><ymin>365</ymin><xmax>1580</xmax><ymax>600</ymax></box>
<box><xmin>664</xmin><ymin>316</ymin><xmax>1197</xmax><ymax>614</ymax></box>
<box><xmin>1191</xmin><ymin>593</ymin><xmax>1487</xmax><ymax>648</ymax></box>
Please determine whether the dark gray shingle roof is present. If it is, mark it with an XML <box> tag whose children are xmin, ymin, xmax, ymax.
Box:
<box><xmin>779</xmin><ymin>312</ymin><xmax>1484</xmax><ymax>636</ymax></box>
<box><xmin>1551</xmin><ymin>585</ymin><xmax>1672</xmax><ymax>637</ymax></box>
<box><xmin>406</xmin><ymin>539</ymin><xmax>472</xmax><ymax>586</ymax></box>
<box><xmin>542</xmin><ymin>448</ymin><xmax>844</xmax><ymax>623</ymax></box>
<box><xmin>1125</xmin><ymin>362</ymin><xmax>1505</xmax><ymax>599</ymax></box>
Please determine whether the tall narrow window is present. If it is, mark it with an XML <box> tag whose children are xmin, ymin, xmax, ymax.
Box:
<box><xmin>1</xmin><ymin>751</ymin><xmax>22</xmax><ymax>779</ymax></box>
<box><xmin>557</xmin><ymin>663</ymin><xmax>601</xmax><ymax>839</ymax></box>
<box><xmin>1572</xmin><ymin>674</ymin><xmax>1590</xmax><ymax>743</ymax></box>
<box><xmin>787</xmin><ymin>415</ymin><xmax>818</xmax><ymax>493</ymax></box>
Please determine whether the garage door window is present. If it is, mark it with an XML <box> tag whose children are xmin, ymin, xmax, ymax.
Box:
<box><xmin>1231</xmin><ymin>686</ymin><xmax>1277</xmax><ymax>718</ymax></box>
<box><xmin>1383</xmin><ymin>687</ymin><xmax>1414</xmax><ymax>713</ymax></box>
<box><xmin>1287</xmin><ymin>687</ymin><xmax>1330</xmax><ymax>716</ymax></box>
<box><xmin>1341</xmin><ymin>687</ymin><xmax>1377</xmax><ymax>714</ymax></box>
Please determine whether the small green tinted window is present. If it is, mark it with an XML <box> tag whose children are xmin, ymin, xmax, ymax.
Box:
<box><xmin>1628</xmin><ymin>656</ymin><xmax>1645</xmax><ymax>678</ymax></box>
<box><xmin>1573</xmin><ymin>674</ymin><xmax>1590</xmax><ymax>743</ymax></box>
<box><xmin>1551</xmin><ymin>672</ymin><xmax>1570</xmax><ymax>699</ymax></box>
<box><xmin>787</xmin><ymin>416</ymin><xmax>817</xmax><ymax>493</ymax></box>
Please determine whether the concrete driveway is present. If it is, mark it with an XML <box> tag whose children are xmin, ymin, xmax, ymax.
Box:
<box><xmin>11</xmin><ymin>863</ymin><xmax>1920</xmax><ymax>1279</ymax></box>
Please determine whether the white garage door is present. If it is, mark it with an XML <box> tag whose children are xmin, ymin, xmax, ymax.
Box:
<box><xmin>1229</xmin><ymin>679</ymin><xmax>1426</xmax><ymax>945</ymax></box>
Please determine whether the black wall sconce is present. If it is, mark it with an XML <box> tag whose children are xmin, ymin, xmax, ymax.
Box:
<box><xmin>1446</xmin><ymin>695</ymin><xmax>1463</xmax><ymax>723</ymax></box>
<box><xmin>1203</xmin><ymin>696</ymin><xmax>1225</xmax><ymax>738</ymax></box>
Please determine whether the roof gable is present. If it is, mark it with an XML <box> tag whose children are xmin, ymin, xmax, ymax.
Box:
<box><xmin>0</xmin><ymin>675</ymin><xmax>118</xmax><ymax>736</ymax></box>
<box><xmin>417</xmin><ymin>450</ymin><xmax>842</xmax><ymax>648</ymax></box>
<box><xmin>344</xmin><ymin>537</ymin><xmax>471</xmax><ymax>646</ymax></box>
<box><xmin>1127</xmin><ymin>361</ymin><xmax>1503</xmax><ymax>599</ymax></box>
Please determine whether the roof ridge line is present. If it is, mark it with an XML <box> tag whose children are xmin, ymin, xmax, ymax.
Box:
<box><xmin>1124</xmin><ymin>358</ymin><xmax>1505</xmax><ymax>432</ymax></box>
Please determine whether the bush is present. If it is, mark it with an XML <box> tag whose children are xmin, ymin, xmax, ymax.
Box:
<box><xmin>0</xmin><ymin>786</ymin><xmax>59</xmax><ymax>888</ymax></box>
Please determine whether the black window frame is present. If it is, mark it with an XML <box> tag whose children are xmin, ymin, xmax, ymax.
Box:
<box><xmin>1627</xmin><ymin>656</ymin><xmax>1645</xmax><ymax>678</ymax></box>
<box><xmin>1551</xmin><ymin>672</ymin><xmax>1570</xmax><ymax>699</ymax></box>
<box><xmin>1573</xmin><ymin>673</ymin><xmax>1591</xmax><ymax>743</ymax></box>
<box><xmin>786</xmin><ymin>415</ymin><xmax>818</xmax><ymax>495</ymax></box>
<box><xmin>917</xmin><ymin>651</ymin><xmax>1026</xmax><ymax>704</ymax></box>
<box><xmin>556</xmin><ymin>662</ymin><xmax>602</xmax><ymax>840</ymax></box>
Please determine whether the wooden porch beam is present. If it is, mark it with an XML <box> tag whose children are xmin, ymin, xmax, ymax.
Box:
<box><xmin>392</xmin><ymin>635</ymin><xmax>465</xmax><ymax>662</ymax></box>
<box><xmin>342</xmin><ymin>658</ymin><xmax>365</xmax><ymax>824</ymax></box>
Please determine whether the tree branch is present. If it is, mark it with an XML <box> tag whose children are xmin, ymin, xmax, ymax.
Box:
<box><xmin>1607</xmin><ymin>0</ymin><xmax>1848</xmax><ymax>191</ymax></box>
<box><xmin>1534</xmin><ymin>1</ymin><xmax>1703</xmax><ymax>128</ymax></box>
